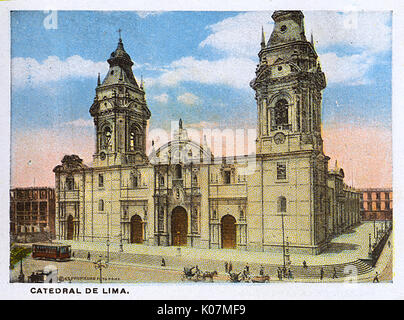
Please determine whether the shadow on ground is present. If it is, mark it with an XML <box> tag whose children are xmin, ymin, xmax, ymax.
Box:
<box><xmin>323</xmin><ymin>242</ymin><xmax>359</xmax><ymax>254</ymax></box>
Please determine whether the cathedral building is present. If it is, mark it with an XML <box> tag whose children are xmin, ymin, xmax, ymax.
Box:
<box><xmin>54</xmin><ymin>11</ymin><xmax>360</xmax><ymax>254</ymax></box>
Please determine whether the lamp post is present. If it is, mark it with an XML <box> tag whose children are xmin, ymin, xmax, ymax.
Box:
<box><xmin>368</xmin><ymin>233</ymin><xmax>372</xmax><ymax>256</ymax></box>
<box><xmin>106</xmin><ymin>239</ymin><xmax>110</xmax><ymax>264</ymax></box>
<box><xmin>94</xmin><ymin>256</ymin><xmax>108</xmax><ymax>284</ymax></box>
<box><xmin>18</xmin><ymin>258</ymin><xmax>25</xmax><ymax>283</ymax></box>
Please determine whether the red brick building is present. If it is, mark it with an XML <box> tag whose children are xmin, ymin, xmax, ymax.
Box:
<box><xmin>10</xmin><ymin>187</ymin><xmax>56</xmax><ymax>242</ymax></box>
<box><xmin>359</xmin><ymin>188</ymin><xmax>392</xmax><ymax>221</ymax></box>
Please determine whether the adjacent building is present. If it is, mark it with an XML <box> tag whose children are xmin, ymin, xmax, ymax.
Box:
<box><xmin>10</xmin><ymin>187</ymin><xmax>56</xmax><ymax>242</ymax></box>
<box><xmin>53</xmin><ymin>11</ymin><xmax>360</xmax><ymax>254</ymax></box>
<box><xmin>359</xmin><ymin>188</ymin><xmax>392</xmax><ymax>221</ymax></box>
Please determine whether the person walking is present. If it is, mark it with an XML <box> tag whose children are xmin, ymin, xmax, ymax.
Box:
<box><xmin>225</xmin><ymin>261</ymin><xmax>229</xmax><ymax>273</ymax></box>
<box><xmin>161</xmin><ymin>258</ymin><xmax>166</xmax><ymax>267</ymax></box>
<box><xmin>320</xmin><ymin>267</ymin><xmax>324</xmax><ymax>280</ymax></box>
<box><xmin>288</xmin><ymin>269</ymin><xmax>293</xmax><ymax>279</ymax></box>
<box><xmin>229</xmin><ymin>262</ymin><xmax>233</xmax><ymax>273</ymax></box>
<box><xmin>277</xmin><ymin>267</ymin><xmax>282</xmax><ymax>281</ymax></box>
<box><xmin>259</xmin><ymin>265</ymin><xmax>264</xmax><ymax>276</ymax></box>
<box><xmin>245</xmin><ymin>263</ymin><xmax>250</xmax><ymax>274</ymax></box>
<box><xmin>87</xmin><ymin>252</ymin><xmax>91</xmax><ymax>260</ymax></box>
<box><xmin>303</xmin><ymin>260</ymin><xmax>307</xmax><ymax>269</ymax></box>
<box><xmin>332</xmin><ymin>267</ymin><xmax>338</xmax><ymax>279</ymax></box>
<box><xmin>373</xmin><ymin>272</ymin><xmax>380</xmax><ymax>283</ymax></box>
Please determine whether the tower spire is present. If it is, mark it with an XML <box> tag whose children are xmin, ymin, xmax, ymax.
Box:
<box><xmin>261</xmin><ymin>26</ymin><xmax>266</xmax><ymax>49</ymax></box>
<box><xmin>97</xmin><ymin>72</ymin><xmax>101</xmax><ymax>86</ymax></box>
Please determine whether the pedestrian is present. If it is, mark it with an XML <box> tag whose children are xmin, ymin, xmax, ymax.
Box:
<box><xmin>388</xmin><ymin>240</ymin><xmax>391</xmax><ymax>248</ymax></box>
<box><xmin>320</xmin><ymin>267</ymin><xmax>324</xmax><ymax>280</ymax></box>
<box><xmin>245</xmin><ymin>263</ymin><xmax>250</xmax><ymax>274</ymax></box>
<box><xmin>161</xmin><ymin>258</ymin><xmax>166</xmax><ymax>267</ymax></box>
<box><xmin>229</xmin><ymin>262</ymin><xmax>233</xmax><ymax>273</ymax></box>
<box><xmin>288</xmin><ymin>269</ymin><xmax>293</xmax><ymax>279</ymax></box>
<box><xmin>87</xmin><ymin>252</ymin><xmax>91</xmax><ymax>260</ymax></box>
<box><xmin>259</xmin><ymin>265</ymin><xmax>264</xmax><ymax>276</ymax></box>
<box><xmin>373</xmin><ymin>272</ymin><xmax>379</xmax><ymax>283</ymax></box>
<box><xmin>332</xmin><ymin>267</ymin><xmax>338</xmax><ymax>279</ymax></box>
<box><xmin>225</xmin><ymin>261</ymin><xmax>229</xmax><ymax>273</ymax></box>
<box><xmin>303</xmin><ymin>260</ymin><xmax>307</xmax><ymax>269</ymax></box>
<box><xmin>277</xmin><ymin>267</ymin><xmax>282</xmax><ymax>281</ymax></box>
<box><xmin>72</xmin><ymin>251</ymin><xmax>75</xmax><ymax>258</ymax></box>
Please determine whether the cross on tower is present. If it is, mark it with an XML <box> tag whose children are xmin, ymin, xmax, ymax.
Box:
<box><xmin>118</xmin><ymin>28</ymin><xmax>122</xmax><ymax>40</ymax></box>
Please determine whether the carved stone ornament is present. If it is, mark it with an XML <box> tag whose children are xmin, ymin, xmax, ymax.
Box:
<box><xmin>274</xmin><ymin>132</ymin><xmax>286</xmax><ymax>144</ymax></box>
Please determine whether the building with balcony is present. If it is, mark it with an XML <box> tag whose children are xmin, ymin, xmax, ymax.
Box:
<box><xmin>359</xmin><ymin>188</ymin><xmax>392</xmax><ymax>221</ymax></box>
<box><xmin>10</xmin><ymin>187</ymin><xmax>56</xmax><ymax>242</ymax></box>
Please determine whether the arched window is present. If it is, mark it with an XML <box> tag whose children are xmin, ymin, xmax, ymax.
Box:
<box><xmin>130</xmin><ymin>125</ymin><xmax>143</xmax><ymax>151</ymax></box>
<box><xmin>277</xmin><ymin>196</ymin><xmax>287</xmax><ymax>213</ymax></box>
<box><xmin>102</xmin><ymin>125</ymin><xmax>112</xmax><ymax>149</ymax></box>
<box><xmin>66</xmin><ymin>176</ymin><xmax>74</xmax><ymax>191</ymax></box>
<box><xmin>274</xmin><ymin>99</ymin><xmax>289</xmax><ymax>126</ymax></box>
<box><xmin>130</xmin><ymin>171</ymin><xmax>140</xmax><ymax>188</ymax></box>
<box><xmin>175</xmin><ymin>164</ymin><xmax>182</xmax><ymax>179</ymax></box>
<box><xmin>99</xmin><ymin>199</ymin><xmax>104</xmax><ymax>212</ymax></box>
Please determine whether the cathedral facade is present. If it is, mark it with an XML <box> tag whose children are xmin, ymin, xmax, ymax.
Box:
<box><xmin>54</xmin><ymin>11</ymin><xmax>360</xmax><ymax>254</ymax></box>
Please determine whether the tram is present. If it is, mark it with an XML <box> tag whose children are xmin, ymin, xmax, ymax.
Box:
<box><xmin>32</xmin><ymin>243</ymin><xmax>71</xmax><ymax>261</ymax></box>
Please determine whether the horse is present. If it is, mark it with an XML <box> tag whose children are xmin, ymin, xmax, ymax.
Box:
<box><xmin>181</xmin><ymin>266</ymin><xmax>203</xmax><ymax>282</ymax></box>
<box><xmin>228</xmin><ymin>271</ymin><xmax>242</xmax><ymax>283</ymax></box>
<box><xmin>202</xmin><ymin>270</ymin><xmax>218</xmax><ymax>282</ymax></box>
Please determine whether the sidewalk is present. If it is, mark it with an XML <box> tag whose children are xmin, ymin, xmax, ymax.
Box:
<box><xmin>62</xmin><ymin>222</ymin><xmax>386</xmax><ymax>267</ymax></box>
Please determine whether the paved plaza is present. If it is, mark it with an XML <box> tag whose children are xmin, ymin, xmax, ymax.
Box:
<box><xmin>11</xmin><ymin>222</ymin><xmax>392</xmax><ymax>283</ymax></box>
<box><xmin>61</xmin><ymin>221</ymin><xmax>389</xmax><ymax>266</ymax></box>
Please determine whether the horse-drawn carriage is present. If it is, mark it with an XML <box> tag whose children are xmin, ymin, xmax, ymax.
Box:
<box><xmin>228</xmin><ymin>271</ymin><xmax>270</xmax><ymax>283</ymax></box>
<box><xmin>181</xmin><ymin>266</ymin><xmax>218</xmax><ymax>282</ymax></box>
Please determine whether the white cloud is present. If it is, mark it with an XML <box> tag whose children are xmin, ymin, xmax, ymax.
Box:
<box><xmin>136</xmin><ymin>11</ymin><xmax>163</xmax><ymax>19</ymax></box>
<box><xmin>200</xmin><ymin>11</ymin><xmax>391</xmax><ymax>57</ymax></box>
<box><xmin>177</xmin><ymin>92</ymin><xmax>201</xmax><ymax>106</ymax></box>
<box><xmin>200</xmin><ymin>11</ymin><xmax>274</xmax><ymax>58</ymax></box>
<box><xmin>153</xmin><ymin>93</ymin><xmax>169</xmax><ymax>104</ymax></box>
<box><xmin>12</xmin><ymin>55</ymin><xmax>108</xmax><ymax>87</ymax></box>
<box><xmin>61</xmin><ymin>118</ymin><xmax>94</xmax><ymax>128</ymax></box>
<box><xmin>197</xmin><ymin>11</ymin><xmax>391</xmax><ymax>87</ymax></box>
<box><xmin>320</xmin><ymin>52</ymin><xmax>374</xmax><ymax>85</ymax></box>
<box><xmin>150</xmin><ymin>56</ymin><xmax>256</xmax><ymax>89</ymax></box>
<box><xmin>305</xmin><ymin>11</ymin><xmax>391</xmax><ymax>53</ymax></box>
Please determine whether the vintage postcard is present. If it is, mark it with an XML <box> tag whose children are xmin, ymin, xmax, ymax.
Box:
<box><xmin>1</xmin><ymin>0</ymin><xmax>402</xmax><ymax>301</ymax></box>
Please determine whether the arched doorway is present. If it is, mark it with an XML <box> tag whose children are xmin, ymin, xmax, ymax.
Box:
<box><xmin>66</xmin><ymin>215</ymin><xmax>74</xmax><ymax>240</ymax></box>
<box><xmin>130</xmin><ymin>215</ymin><xmax>143</xmax><ymax>244</ymax></box>
<box><xmin>171</xmin><ymin>206</ymin><xmax>187</xmax><ymax>246</ymax></box>
<box><xmin>221</xmin><ymin>215</ymin><xmax>236</xmax><ymax>249</ymax></box>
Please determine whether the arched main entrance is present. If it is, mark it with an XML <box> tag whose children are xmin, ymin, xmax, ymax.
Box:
<box><xmin>66</xmin><ymin>215</ymin><xmax>74</xmax><ymax>240</ymax></box>
<box><xmin>221</xmin><ymin>215</ymin><xmax>236</xmax><ymax>249</ymax></box>
<box><xmin>171</xmin><ymin>206</ymin><xmax>187</xmax><ymax>246</ymax></box>
<box><xmin>130</xmin><ymin>215</ymin><xmax>143</xmax><ymax>244</ymax></box>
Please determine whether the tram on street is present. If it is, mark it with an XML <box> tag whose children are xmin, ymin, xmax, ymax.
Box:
<box><xmin>32</xmin><ymin>243</ymin><xmax>71</xmax><ymax>261</ymax></box>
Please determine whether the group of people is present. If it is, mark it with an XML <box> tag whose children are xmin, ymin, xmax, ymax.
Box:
<box><xmin>277</xmin><ymin>266</ymin><xmax>293</xmax><ymax>280</ymax></box>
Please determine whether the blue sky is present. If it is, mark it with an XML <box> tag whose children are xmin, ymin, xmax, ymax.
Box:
<box><xmin>11</xmin><ymin>10</ymin><xmax>392</xmax><ymax>130</ymax></box>
<box><xmin>10</xmin><ymin>10</ymin><xmax>392</xmax><ymax>187</ymax></box>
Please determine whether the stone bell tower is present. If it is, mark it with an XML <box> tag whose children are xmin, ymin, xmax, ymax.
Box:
<box><xmin>90</xmin><ymin>34</ymin><xmax>151</xmax><ymax>167</ymax></box>
<box><xmin>251</xmin><ymin>10</ymin><xmax>327</xmax><ymax>155</ymax></box>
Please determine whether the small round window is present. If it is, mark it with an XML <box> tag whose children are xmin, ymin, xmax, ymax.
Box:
<box><xmin>278</xmin><ymin>66</ymin><xmax>283</xmax><ymax>71</ymax></box>
<box><xmin>280</xmin><ymin>25</ymin><xmax>287</xmax><ymax>33</ymax></box>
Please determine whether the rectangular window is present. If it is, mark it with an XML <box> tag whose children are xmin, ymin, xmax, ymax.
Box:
<box><xmin>385</xmin><ymin>192</ymin><xmax>390</xmax><ymax>200</ymax></box>
<box><xmin>224</xmin><ymin>171</ymin><xmax>231</xmax><ymax>184</ymax></box>
<box><xmin>98</xmin><ymin>174</ymin><xmax>104</xmax><ymax>188</ymax></box>
<box><xmin>277</xmin><ymin>163</ymin><xmax>287</xmax><ymax>180</ymax></box>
